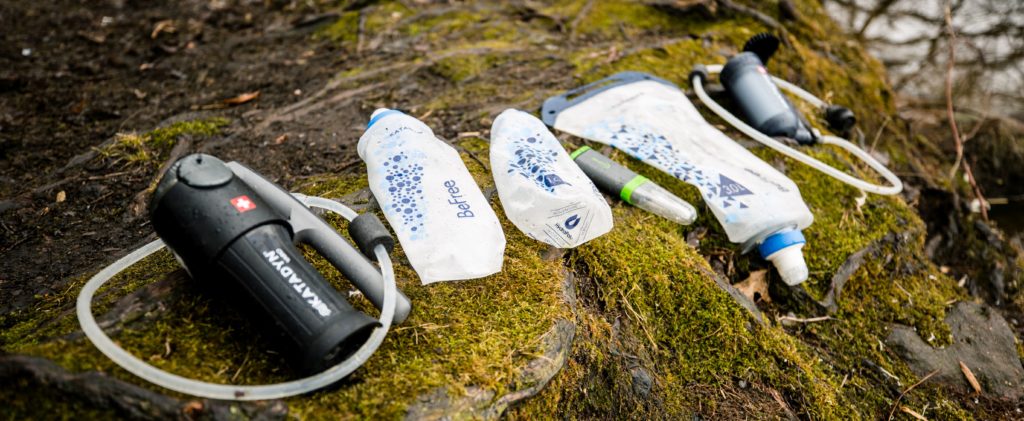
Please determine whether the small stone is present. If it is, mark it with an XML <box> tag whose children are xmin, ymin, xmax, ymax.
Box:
<box><xmin>630</xmin><ymin>367</ymin><xmax>653</xmax><ymax>397</ymax></box>
<box><xmin>886</xmin><ymin>302</ymin><xmax>1024</xmax><ymax>400</ymax></box>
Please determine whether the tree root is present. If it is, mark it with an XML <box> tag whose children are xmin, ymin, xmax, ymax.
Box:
<box><xmin>0</xmin><ymin>354</ymin><xmax>287</xmax><ymax>420</ymax></box>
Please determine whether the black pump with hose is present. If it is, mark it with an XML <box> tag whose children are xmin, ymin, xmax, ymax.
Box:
<box><xmin>690</xmin><ymin>33</ymin><xmax>903</xmax><ymax>196</ymax></box>
<box><xmin>77</xmin><ymin>153</ymin><xmax>411</xmax><ymax>400</ymax></box>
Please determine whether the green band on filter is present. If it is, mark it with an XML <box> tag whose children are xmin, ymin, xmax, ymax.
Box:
<box><xmin>570</xmin><ymin>145</ymin><xmax>592</xmax><ymax>159</ymax></box>
<box><xmin>620</xmin><ymin>175</ymin><xmax>648</xmax><ymax>204</ymax></box>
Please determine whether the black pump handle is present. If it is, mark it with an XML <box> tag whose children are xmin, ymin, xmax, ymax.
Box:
<box><xmin>227</xmin><ymin>162</ymin><xmax>412</xmax><ymax>323</ymax></box>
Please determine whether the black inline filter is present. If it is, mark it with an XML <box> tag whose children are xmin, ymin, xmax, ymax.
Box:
<box><xmin>688</xmin><ymin>35</ymin><xmax>903</xmax><ymax>196</ymax></box>
<box><xmin>719</xmin><ymin>33</ymin><xmax>816</xmax><ymax>144</ymax></box>
<box><xmin>150</xmin><ymin>154</ymin><xmax>379</xmax><ymax>373</ymax></box>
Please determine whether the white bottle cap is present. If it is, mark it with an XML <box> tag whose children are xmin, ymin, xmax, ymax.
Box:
<box><xmin>765</xmin><ymin>243</ymin><xmax>809</xmax><ymax>286</ymax></box>
<box><xmin>370</xmin><ymin>108</ymin><xmax>391</xmax><ymax>120</ymax></box>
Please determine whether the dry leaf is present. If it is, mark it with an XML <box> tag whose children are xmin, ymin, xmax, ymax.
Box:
<box><xmin>196</xmin><ymin>91</ymin><xmax>262</xmax><ymax>110</ymax></box>
<box><xmin>959</xmin><ymin>360</ymin><xmax>982</xmax><ymax>394</ymax></box>
<box><xmin>900</xmin><ymin>406</ymin><xmax>928</xmax><ymax>421</ymax></box>
<box><xmin>734</xmin><ymin>269</ymin><xmax>770</xmax><ymax>303</ymax></box>
<box><xmin>55</xmin><ymin>191</ymin><xmax>66</xmax><ymax>203</ymax></box>
<box><xmin>151</xmin><ymin>19</ymin><xmax>176</xmax><ymax>39</ymax></box>
<box><xmin>222</xmin><ymin>91</ymin><xmax>260</xmax><ymax>106</ymax></box>
<box><xmin>183</xmin><ymin>401</ymin><xmax>203</xmax><ymax>417</ymax></box>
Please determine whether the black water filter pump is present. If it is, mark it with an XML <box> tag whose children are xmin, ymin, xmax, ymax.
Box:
<box><xmin>716</xmin><ymin>32</ymin><xmax>857</xmax><ymax>143</ymax></box>
<box><xmin>150</xmin><ymin>154</ymin><xmax>412</xmax><ymax>372</ymax></box>
<box><xmin>77</xmin><ymin>153</ymin><xmax>412</xmax><ymax>400</ymax></box>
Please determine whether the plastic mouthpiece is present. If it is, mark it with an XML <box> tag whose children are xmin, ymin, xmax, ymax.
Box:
<box><xmin>759</xmin><ymin>230</ymin><xmax>809</xmax><ymax>286</ymax></box>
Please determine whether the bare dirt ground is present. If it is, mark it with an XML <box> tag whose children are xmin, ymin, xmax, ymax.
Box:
<box><xmin>0</xmin><ymin>0</ymin><xmax>353</xmax><ymax>313</ymax></box>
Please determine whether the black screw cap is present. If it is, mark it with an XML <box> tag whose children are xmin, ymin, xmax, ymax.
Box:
<box><xmin>825</xmin><ymin>105</ymin><xmax>856</xmax><ymax>135</ymax></box>
<box><xmin>742</xmin><ymin>32</ymin><xmax>781</xmax><ymax>66</ymax></box>
<box><xmin>176</xmin><ymin>154</ymin><xmax>233</xmax><ymax>188</ymax></box>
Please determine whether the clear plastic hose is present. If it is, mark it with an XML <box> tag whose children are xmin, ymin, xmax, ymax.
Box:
<box><xmin>692</xmin><ymin>64</ymin><xmax>903</xmax><ymax>196</ymax></box>
<box><xmin>75</xmin><ymin>195</ymin><xmax>396</xmax><ymax>401</ymax></box>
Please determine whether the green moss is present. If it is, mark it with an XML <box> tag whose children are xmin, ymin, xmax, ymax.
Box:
<box><xmin>403</xmin><ymin>10</ymin><xmax>481</xmax><ymax>38</ymax></box>
<box><xmin>99</xmin><ymin>118</ymin><xmax>228</xmax><ymax>167</ymax></box>
<box><xmin>573</xmin><ymin>2</ymin><xmax>681</xmax><ymax>38</ymax></box>
<box><xmin>431</xmin><ymin>54</ymin><xmax>506</xmax><ymax>83</ymax></box>
<box><xmin>317</xmin><ymin>11</ymin><xmax>361</xmax><ymax>46</ymax></box>
<box><xmin>570</xmin><ymin>18</ymin><xmax>762</xmax><ymax>84</ymax></box>
<box><xmin>361</xmin><ymin>1</ymin><xmax>413</xmax><ymax>35</ymax></box>
<box><xmin>296</xmin><ymin>172</ymin><xmax>369</xmax><ymax>198</ymax></box>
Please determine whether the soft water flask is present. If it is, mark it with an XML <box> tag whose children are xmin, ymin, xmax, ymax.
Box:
<box><xmin>358</xmin><ymin>109</ymin><xmax>505</xmax><ymax>284</ymax></box>
<box><xmin>490</xmin><ymin>109</ymin><xmax>613</xmax><ymax>248</ymax></box>
<box><xmin>543</xmin><ymin>72</ymin><xmax>814</xmax><ymax>285</ymax></box>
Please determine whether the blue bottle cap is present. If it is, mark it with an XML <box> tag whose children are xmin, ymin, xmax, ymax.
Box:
<box><xmin>367</xmin><ymin>109</ymin><xmax>403</xmax><ymax>129</ymax></box>
<box><xmin>758</xmin><ymin>230</ymin><xmax>806</xmax><ymax>259</ymax></box>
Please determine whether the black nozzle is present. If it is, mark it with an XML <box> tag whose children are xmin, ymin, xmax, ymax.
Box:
<box><xmin>825</xmin><ymin>105</ymin><xmax>856</xmax><ymax>135</ymax></box>
<box><xmin>743</xmin><ymin>32</ymin><xmax>780</xmax><ymax>66</ymax></box>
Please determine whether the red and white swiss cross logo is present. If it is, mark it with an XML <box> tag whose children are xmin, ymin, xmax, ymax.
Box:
<box><xmin>230</xmin><ymin>195</ymin><xmax>256</xmax><ymax>213</ymax></box>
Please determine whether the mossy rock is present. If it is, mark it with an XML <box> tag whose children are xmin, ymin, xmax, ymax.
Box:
<box><xmin>2</xmin><ymin>0</ymin><xmax>1020</xmax><ymax>419</ymax></box>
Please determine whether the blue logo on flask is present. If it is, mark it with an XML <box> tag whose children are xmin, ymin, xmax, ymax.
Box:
<box><xmin>565</xmin><ymin>214</ymin><xmax>581</xmax><ymax>229</ymax></box>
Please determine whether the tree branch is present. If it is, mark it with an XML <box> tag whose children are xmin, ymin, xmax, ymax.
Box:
<box><xmin>944</xmin><ymin>4</ymin><xmax>988</xmax><ymax>221</ymax></box>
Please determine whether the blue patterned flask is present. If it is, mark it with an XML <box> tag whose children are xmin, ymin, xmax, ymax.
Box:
<box><xmin>358</xmin><ymin>109</ymin><xmax>505</xmax><ymax>283</ymax></box>
<box><xmin>489</xmin><ymin>109</ymin><xmax>613</xmax><ymax>248</ymax></box>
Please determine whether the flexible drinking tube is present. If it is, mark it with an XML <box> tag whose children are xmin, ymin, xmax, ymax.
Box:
<box><xmin>75</xmin><ymin>195</ymin><xmax>396</xmax><ymax>401</ymax></box>
<box><xmin>692</xmin><ymin>64</ymin><xmax>903</xmax><ymax>195</ymax></box>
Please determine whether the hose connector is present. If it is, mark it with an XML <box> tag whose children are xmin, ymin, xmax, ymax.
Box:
<box><xmin>689</xmin><ymin>64</ymin><xmax>709</xmax><ymax>86</ymax></box>
<box><xmin>825</xmin><ymin>105</ymin><xmax>856</xmax><ymax>137</ymax></box>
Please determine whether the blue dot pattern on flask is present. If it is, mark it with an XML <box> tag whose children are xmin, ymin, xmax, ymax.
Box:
<box><xmin>381</xmin><ymin>152</ymin><xmax>426</xmax><ymax>237</ymax></box>
<box><xmin>507</xmin><ymin>135</ymin><xmax>569</xmax><ymax>193</ymax></box>
<box><xmin>607</xmin><ymin>124</ymin><xmax>750</xmax><ymax>209</ymax></box>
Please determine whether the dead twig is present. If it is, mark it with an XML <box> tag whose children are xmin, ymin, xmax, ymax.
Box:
<box><xmin>356</xmin><ymin>9</ymin><xmax>367</xmax><ymax>54</ymax></box>
<box><xmin>231</xmin><ymin>350</ymin><xmax>251</xmax><ymax>383</ymax></box>
<box><xmin>768</xmin><ymin>388</ymin><xmax>798</xmax><ymax>420</ymax></box>
<box><xmin>777</xmin><ymin>315</ymin><xmax>833</xmax><ymax>324</ymax></box>
<box><xmin>943</xmin><ymin>5</ymin><xmax>988</xmax><ymax>221</ymax></box>
<box><xmin>900</xmin><ymin>406</ymin><xmax>928</xmax><ymax>421</ymax></box>
<box><xmin>568</xmin><ymin>0</ymin><xmax>596</xmax><ymax>37</ymax></box>
<box><xmin>869</xmin><ymin>115</ymin><xmax>891</xmax><ymax>153</ymax></box>
<box><xmin>887</xmin><ymin>369</ymin><xmax>939</xmax><ymax>421</ymax></box>
<box><xmin>961</xmin><ymin>114</ymin><xmax>987</xmax><ymax>143</ymax></box>
<box><xmin>619</xmin><ymin>290</ymin><xmax>659</xmax><ymax>352</ymax></box>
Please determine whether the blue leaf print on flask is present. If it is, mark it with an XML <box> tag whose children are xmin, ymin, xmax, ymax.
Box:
<box><xmin>507</xmin><ymin>135</ymin><xmax>569</xmax><ymax>193</ymax></box>
<box><xmin>381</xmin><ymin>151</ymin><xmax>426</xmax><ymax>239</ymax></box>
<box><xmin>606</xmin><ymin>123</ymin><xmax>750</xmax><ymax>209</ymax></box>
